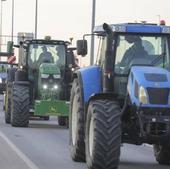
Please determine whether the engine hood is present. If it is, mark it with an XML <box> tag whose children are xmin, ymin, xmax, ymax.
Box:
<box><xmin>131</xmin><ymin>66</ymin><xmax>170</xmax><ymax>88</ymax></box>
<box><xmin>39</xmin><ymin>63</ymin><xmax>60</xmax><ymax>75</ymax></box>
<box><xmin>128</xmin><ymin>66</ymin><xmax>170</xmax><ymax>107</ymax></box>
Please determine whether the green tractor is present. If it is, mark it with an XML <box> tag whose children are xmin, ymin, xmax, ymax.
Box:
<box><xmin>5</xmin><ymin>39</ymin><xmax>77</xmax><ymax>127</ymax></box>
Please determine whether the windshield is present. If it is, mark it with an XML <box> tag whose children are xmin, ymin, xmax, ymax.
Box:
<box><xmin>28</xmin><ymin>44</ymin><xmax>66</xmax><ymax>68</ymax></box>
<box><xmin>115</xmin><ymin>34</ymin><xmax>170</xmax><ymax>74</ymax></box>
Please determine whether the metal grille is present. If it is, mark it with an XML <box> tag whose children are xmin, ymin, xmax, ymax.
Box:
<box><xmin>147</xmin><ymin>88</ymin><xmax>169</xmax><ymax>105</ymax></box>
<box><xmin>144</xmin><ymin>73</ymin><xmax>167</xmax><ymax>82</ymax></box>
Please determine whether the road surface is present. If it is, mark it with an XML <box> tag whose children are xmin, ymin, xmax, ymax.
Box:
<box><xmin>0</xmin><ymin>99</ymin><xmax>169</xmax><ymax>169</ymax></box>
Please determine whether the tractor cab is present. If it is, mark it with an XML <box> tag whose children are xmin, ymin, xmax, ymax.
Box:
<box><xmin>77</xmin><ymin>22</ymin><xmax>170</xmax><ymax>99</ymax></box>
<box><xmin>27</xmin><ymin>41</ymin><xmax>66</xmax><ymax>70</ymax></box>
<box><xmin>95</xmin><ymin>23</ymin><xmax>170</xmax><ymax>107</ymax></box>
<box><xmin>114</xmin><ymin>32</ymin><xmax>170</xmax><ymax>99</ymax></box>
<box><xmin>25</xmin><ymin>41</ymin><xmax>66</xmax><ymax>99</ymax></box>
<box><xmin>16</xmin><ymin>39</ymin><xmax>76</xmax><ymax>101</ymax></box>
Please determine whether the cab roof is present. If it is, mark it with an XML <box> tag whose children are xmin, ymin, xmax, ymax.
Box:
<box><xmin>94</xmin><ymin>23</ymin><xmax>170</xmax><ymax>34</ymax></box>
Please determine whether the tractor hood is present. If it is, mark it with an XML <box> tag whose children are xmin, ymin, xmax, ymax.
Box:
<box><xmin>128</xmin><ymin>66</ymin><xmax>170</xmax><ymax>107</ymax></box>
<box><xmin>39</xmin><ymin>63</ymin><xmax>60</xmax><ymax>77</ymax></box>
<box><xmin>38</xmin><ymin>63</ymin><xmax>61</xmax><ymax>99</ymax></box>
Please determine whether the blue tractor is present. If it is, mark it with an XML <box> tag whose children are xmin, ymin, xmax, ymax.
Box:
<box><xmin>69</xmin><ymin>22</ymin><xmax>170</xmax><ymax>169</ymax></box>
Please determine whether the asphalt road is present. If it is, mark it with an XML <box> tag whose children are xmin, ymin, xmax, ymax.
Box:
<box><xmin>0</xmin><ymin>99</ymin><xmax>169</xmax><ymax>169</ymax></box>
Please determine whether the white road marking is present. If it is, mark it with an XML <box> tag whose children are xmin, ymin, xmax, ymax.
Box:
<box><xmin>0</xmin><ymin>131</ymin><xmax>40</xmax><ymax>169</ymax></box>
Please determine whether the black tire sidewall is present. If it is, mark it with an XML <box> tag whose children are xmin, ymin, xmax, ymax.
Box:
<box><xmin>85</xmin><ymin>100</ymin><xmax>121</xmax><ymax>169</ymax></box>
<box><xmin>11</xmin><ymin>84</ymin><xmax>30</xmax><ymax>127</ymax></box>
<box><xmin>85</xmin><ymin>102</ymin><xmax>93</xmax><ymax>167</ymax></box>
<box><xmin>69</xmin><ymin>78</ymin><xmax>85</xmax><ymax>161</ymax></box>
<box><xmin>154</xmin><ymin>144</ymin><xmax>170</xmax><ymax>165</ymax></box>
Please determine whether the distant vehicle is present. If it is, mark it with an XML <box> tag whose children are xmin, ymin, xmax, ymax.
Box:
<box><xmin>0</xmin><ymin>32</ymin><xmax>33</xmax><ymax>93</ymax></box>
<box><xmin>4</xmin><ymin>38</ymin><xmax>78</xmax><ymax>127</ymax></box>
<box><xmin>0</xmin><ymin>64</ymin><xmax>8</xmax><ymax>94</ymax></box>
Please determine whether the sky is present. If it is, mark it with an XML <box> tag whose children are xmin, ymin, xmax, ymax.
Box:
<box><xmin>1</xmin><ymin>0</ymin><xmax>170</xmax><ymax>64</ymax></box>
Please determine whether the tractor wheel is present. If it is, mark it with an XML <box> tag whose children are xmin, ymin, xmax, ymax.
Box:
<box><xmin>4</xmin><ymin>85</ymin><xmax>12</xmax><ymax>124</ymax></box>
<box><xmin>7</xmin><ymin>67</ymin><xmax>17</xmax><ymax>82</ymax></box>
<box><xmin>154</xmin><ymin>144</ymin><xmax>170</xmax><ymax>165</ymax></box>
<box><xmin>11</xmin><ymin>84</ymin><xmax>30</xmax><ymax>127</ymax></box>
<box><xmin>58</xmin><ymin>116</ymin><xmax>68</xmax><ymax>126</ymax></box>
<box><xmin>43</xmin><ymin>116</ymin><xmax>50</xmax><ymax>121</ymax></box>
<box><xmin>5</xmin><ymin>68</ymin><xmax>17</xmax><ymax>124</ymax></box>
<box><xmin>86</xmin><ymin>100</ymin><xmax>121</xmax><ymax>169</ymax></box>
<box><xmin>15</xmin><ymin>70</ymin><xmax>27</xmax><ymax>81</ymax></box>
<box><xmin>69</xmin><ymin>78</ymin><xmax>85</xmax><ymax>162</ymax></box>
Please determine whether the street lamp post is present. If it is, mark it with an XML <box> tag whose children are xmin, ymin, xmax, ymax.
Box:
<box><xmin>35</xmin><ymin>0</ymin><xmax>38</xmax><ymax>39</ymax></box>
<box><xmin>11</xmin><ymin>0</ymin><xmax>14</xmax><ymax>42</ymax></box>
<box><xmin>0</xmin><ymin>0</ymin><xmax>6</xmax><ymax>51</ymax></box>
<box><xmin>90</xmin><ymin>0</ymin><xmax>96</xmax><ymax>65</ymax></box>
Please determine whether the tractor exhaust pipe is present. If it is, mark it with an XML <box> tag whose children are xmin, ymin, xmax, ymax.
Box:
<box><xmin>102</xmin><ymin>23</ymin><xmax>114</xmax><ymax>92</ymax></box>
<box><xmin>103</xmin><ymin>23</ymin><xmax>113</xmax><ymax>35</ymax></box>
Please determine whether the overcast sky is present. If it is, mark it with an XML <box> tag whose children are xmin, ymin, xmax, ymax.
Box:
<box><xmin>2</xmin><ymin>0</ymin><xmax>170</xmax><ymax>41</ymax></box>
<box><xmin>1</xmin><ymin>0</ymin><xmax>170</xmax><ymax>65</ymax></box>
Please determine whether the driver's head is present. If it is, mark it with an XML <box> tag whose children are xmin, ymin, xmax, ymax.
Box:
<box><xmin>125</xmin><ymin>35</ymin><xmax>141</xmax><ymax>44</ymax></box>
<box><xmin>56</xmin><ymin>46</ymin><xmax>63</xmax><ymax>57</ymax></box>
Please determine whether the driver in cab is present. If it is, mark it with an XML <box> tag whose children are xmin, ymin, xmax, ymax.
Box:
<box><xmin>120</xmin><ymin>35</ymin><xmax>148</xmax><ymax>67</ymax></box>
<box><xmin>37</xmin><ymin>46</ymin><xmax>54</xmax><ymax>65</ymax></box>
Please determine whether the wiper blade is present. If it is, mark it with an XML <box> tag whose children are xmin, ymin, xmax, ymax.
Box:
<box><xmin>151</xmin><ymin>55</ymin><xmax>162</xmax><ymax>65</ymax></box>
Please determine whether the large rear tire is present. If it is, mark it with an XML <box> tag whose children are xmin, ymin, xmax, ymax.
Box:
<box><xmin>154</xmin><ymin>144</ymin><xmax>170</xmax><ymax>165</ymax></box>
<box><xmin>69</xmin><ymin>78</ymin><xmax>85</xmax><ymax>162</ymax></box>
<box><xmin>86</xmin><ymin>100</ymin><xmax>121</xmax><ymax>169</ymax></box>
<box><xmin>11</xmin><ymin>84</ymin><xmax>30</xmax><ymax>127</ymax></box>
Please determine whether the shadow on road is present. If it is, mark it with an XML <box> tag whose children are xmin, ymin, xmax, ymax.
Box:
<box><xmin>29</xmin><ymin>121</ymin><xmax>68</xmax><ymax>130</ymax></box>
<box><xmin>120</xmin><ymin>161</ymin><xmax>169</xmax><ymax>169</ymax></box>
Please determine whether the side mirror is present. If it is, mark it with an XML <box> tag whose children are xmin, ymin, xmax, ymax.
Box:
<box><xmin>7</xmin><ymin>41</ymin><xmax>13</xmax><ymax>54</ymax></box>
<box><xmin>76</xmin><ymin>40</ymin><xmax>87</xmax><ymax>56</ymax></box>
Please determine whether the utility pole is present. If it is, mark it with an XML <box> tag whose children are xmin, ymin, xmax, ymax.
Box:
<box><xmin>11</xmin><ymin>0</ymin><xmax>14</xmax><ymax>42</ymax></box>
<box><xmin>157</xmin><ymin>15</ymin><xmax>160</xmax><ymax>24</ymax></box>
<box><xmin>35</xmin><ymin>0</ymin><xmax>38</xmax><ymax>39</ymax></box>
<box><xmin>90</xmin><ymin>0</ymin><xmax>96</xmax><ymax>65</ymax></box>
<box><xmin>0</xmin><ymin>0</ymin><xmax>6</xmax><ymax>51</ymax></box>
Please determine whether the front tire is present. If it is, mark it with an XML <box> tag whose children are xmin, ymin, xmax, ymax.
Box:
<box><xmin>11</xmin><ymin>84</ymin><xmax>30</xmax><ymax>127</ymax></box>
<box><xmin>154</xmin><ymin>144</ymin><xmax>170</xmax><ymax>165</ymax></box>
<box><xmin>58</xmin><ymin>116</ymin><xmax>68</xmax><ymax>126</ymax></box>
<box><xmin>69</xmin><ymin>78</ymin><xmax>85</xmax><ymax>162</ymax></box>
<box><xmin>86</xmin><ymin>100</ymin><xmax>121</xmax><ymax>169</ymax></box>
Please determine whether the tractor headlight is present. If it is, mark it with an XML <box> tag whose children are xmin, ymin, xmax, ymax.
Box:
<box><xmin>41</xmin><ymin>74</ymin><xmax>49</xmax><ymax>78</ymax></box>
<box><xmin>139</xmin><ymin>86</ymin><xmax>148</xmax><ymax>104</ymax></box>
<box><xmin>53</xmin><ymin>85</ymin><xmax>58</xmax><ymax>90</ymax></box>
<box><xmin>43</xmin><ymin>84</ymin><xmax>48</xmax><ymax>89</ymax></box>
